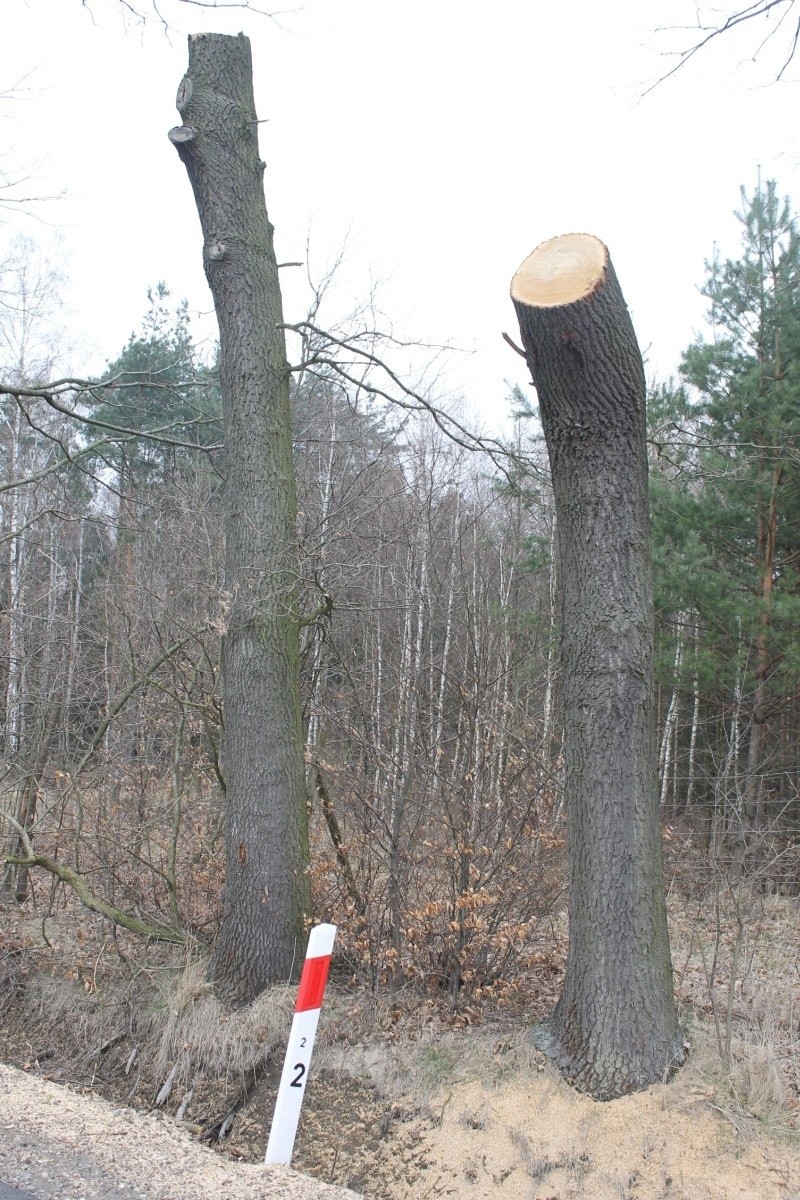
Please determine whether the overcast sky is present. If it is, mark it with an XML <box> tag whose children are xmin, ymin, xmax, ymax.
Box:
<box><xmin>3</xmin><ymin>0</ymin><xmax>800</xmax><ymax>428</ymax></box>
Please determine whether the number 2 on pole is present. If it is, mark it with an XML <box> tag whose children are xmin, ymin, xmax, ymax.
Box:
<box><xmin>265</xmin><ymin>923</ymin><xmax>336</xmax><ymax>1166</ymax></box>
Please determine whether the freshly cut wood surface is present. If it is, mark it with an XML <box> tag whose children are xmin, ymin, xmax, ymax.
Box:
<box><xmin>510</xmin><ymin>233</ymin><xmax>607</xmax><ymax>308</ymax></box>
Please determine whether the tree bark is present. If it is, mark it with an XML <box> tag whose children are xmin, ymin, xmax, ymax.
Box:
<box><xmin>169</xmin><ymin>33</ymin><xmax>310</xmax><ymax>997</ymax></box>
<box><xmin>744</xmin><ymin>462</ymin><xmax>782</xmax><ymax>827</ymax></box>
<box><xmin>511</xmin><ymin>233</ymin><xmax>684</xmax><ymax>1099</ymax></box>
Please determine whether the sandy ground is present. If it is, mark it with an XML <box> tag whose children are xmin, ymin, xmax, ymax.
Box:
<box><xmin>390</xmin><ymin>1069</ymin><xmax>799</xmax><ymax>1200</ymax></box>
<box><xmin>2</xmin><ymin>889</ymin><xmax>798</xmax><ymax>1200</ymax></box>
<box><xmin>0</xmin><ymin>1064</ymin><xmax>361</xmax><ymax>1200</ymax></box>
<box><xmin>2</xmin><ymin>1037</ymin><xmax>800</xmax><ymax>1200</ymax></box>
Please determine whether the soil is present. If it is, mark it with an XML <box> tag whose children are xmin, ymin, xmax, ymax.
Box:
<box><xmin>2</xmin><ymin>889</ymin><xmax>799</xmax><ymax>1200</ymax></box>
<box><xmin>2</xmin><ymin>1020</ymin><xmax>799</xmax><ymax>1200</ymax></box>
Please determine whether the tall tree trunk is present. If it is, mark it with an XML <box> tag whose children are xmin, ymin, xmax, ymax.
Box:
<box><xmin>744</xmin><ymin>463</ymin><xmax>782</xmax><ymax>827</ymax></box>
<box><xmin>541</xmin><ymin>514</ymin><xmax>559</xmax><ymax>774</ymax></box>
<box><xmin>659</xmin><ymin>628</ymin><xmax>683</xmax><ymax>814</ymax></box>
<box><xmin>511</xmin><ymin>233</ymin><xmax>684</xmax><ymax>1099</ymax></box>
<box><xmin>685</xmin><ymin>617</ymin><xmax>700</xmax><ymax>812</ymax></box>
<box><xmin>170</xmin><ymin>33</ymin><xmax>310</xmax><ymax>997</ymax></box>
<box><xmin>5</xmin><ymin>403</ymin><xmax>25</xmax><ymax>758</ymax></box>
<box><xmin>63</xmin><ymin>520</ymin><xmax>85</xmax><ymax>758</ymax></box>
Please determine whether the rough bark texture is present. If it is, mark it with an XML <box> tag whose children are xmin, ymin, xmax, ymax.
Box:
<box><xmin>745</xmin><ymin>462</ymin><xmax>782</xmax><ymax>827</ymax></box>
<box><xmin>511</xmin><ymin>235</ymin><xmax>684</xmax><ymax>1099</ymax></box>
<box><xmin>169</xmin><ymin>33</ymin><xmax>310</xmax><ymax>997</ymax></box>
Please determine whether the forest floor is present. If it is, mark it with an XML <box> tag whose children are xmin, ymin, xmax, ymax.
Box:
<box><xmin>1</xmin><ymin>879</ymin><xmax>799</xmax><ymax>1200</ymax></box>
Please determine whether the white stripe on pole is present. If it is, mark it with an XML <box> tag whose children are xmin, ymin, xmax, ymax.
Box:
<box><xmin>265</xmin><ymin>923</ymin><xmax>337</xmax><ymax>1166</ymax></box>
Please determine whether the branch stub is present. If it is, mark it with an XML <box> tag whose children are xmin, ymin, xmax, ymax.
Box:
<box><xmin>176</xmin><ymin>75</ymin><xmax>193</xmax><ymax>112</ymax></box>
<box><xmin>168</xmin><ymin>125</ymin><xmax>195</xmax><ymax>146</ymax></box>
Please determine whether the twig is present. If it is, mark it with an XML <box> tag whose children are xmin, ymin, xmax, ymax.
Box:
<box><xmin>155</xmin><ymin>1063</ymin><xmax>179</xmax><ymax>1107</ymax></box>
<box><xmin>502</xmin><ymin>331</ymin><xmax>528</xmax><ymax>359</ymax></box>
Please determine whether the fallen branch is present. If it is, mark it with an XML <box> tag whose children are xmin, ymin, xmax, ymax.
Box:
<box><xmin>312</xmin><ymin>761</ymin><xmax>366</xmax><ymax>921</ymax></box>
<box><xmin>1</xmin><ymin>812</ymin><xmax>187</xmax><ymax>945</ymax></box>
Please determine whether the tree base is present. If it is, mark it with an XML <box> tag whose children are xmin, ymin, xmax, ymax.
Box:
<box><xmin>530</xmin><ymin>1016</ymin><xmax>687</xmax><ymax>1102</ymax></box>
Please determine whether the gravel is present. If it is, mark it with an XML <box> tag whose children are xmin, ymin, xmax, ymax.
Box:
<box><xmin>0</xmin><ymin>1064</ymin><xmax>361</xmax><ymax>1200</ymax></box>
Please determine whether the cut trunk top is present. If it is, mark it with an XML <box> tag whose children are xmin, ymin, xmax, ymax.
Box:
<box><xmin>511</xmin><ymin>232</ymin><xmax>608</xmax><ymax>308</ymax></box>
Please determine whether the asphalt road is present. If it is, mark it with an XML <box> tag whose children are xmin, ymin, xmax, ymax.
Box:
<box><xmin>0</xmin><ymin>1185</ymin><xmax>38</xmax><ymax>1200</ymax></box>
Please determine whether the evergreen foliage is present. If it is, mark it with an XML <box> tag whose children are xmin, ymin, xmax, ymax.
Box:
<box><xmin>96</xmin><ymin>283</ymin><xmax>222</xmax><ymax>489</ymax></box>
<box><xmin>650</xmin><ymin>181</ymin><xmax>800</xmax><ymax>835</ymax></box>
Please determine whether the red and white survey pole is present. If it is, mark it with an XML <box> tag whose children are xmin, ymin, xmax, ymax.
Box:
<box><xmin>265</xmin><ymin>922</ymin><xmax>337</xmax><ymax>1166</ymax></box>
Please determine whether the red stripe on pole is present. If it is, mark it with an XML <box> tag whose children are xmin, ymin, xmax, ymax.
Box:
<box><xmin>295</xmin><ymin>954</ymin><xmax>332</xmax><ymax>1012</ymax></box>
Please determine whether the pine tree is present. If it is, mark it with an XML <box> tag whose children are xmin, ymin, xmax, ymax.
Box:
<box><xmin>656</xmin><ymin>181</ymin><xmax>800</xmax><ymax>836</ymax></box>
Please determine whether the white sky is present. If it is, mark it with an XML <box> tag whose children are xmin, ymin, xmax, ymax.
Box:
<box><xmin>3</xmin><ymin>0</ymin><xmax>799</xmax><ymax>428</ymax></box>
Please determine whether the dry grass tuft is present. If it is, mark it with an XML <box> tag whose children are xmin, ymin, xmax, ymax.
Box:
<box><xmin>4</xmin><ymin>941</ymin><xmax>295</xmax><ymax>1096</ymax></box>
<box><xmin>668</xmin><ymin>879</ymin><xmax>799</xmax><ymax>1142</ymax></box>
<box><xmin>726</xmin><ymin>1036</ymin><xmax>788</xmax><ymax>1125</ymax></box>
<box><xmin>137</xmin><ymin>957</ymin><xmax>295</xmax><ymax>1087</ymax></box>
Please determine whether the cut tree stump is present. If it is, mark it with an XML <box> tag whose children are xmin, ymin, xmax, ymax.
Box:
<box><xmin>511</xmin><ymin>233</ymin><xmax>684</xmax><ymax>1100</ymax></box>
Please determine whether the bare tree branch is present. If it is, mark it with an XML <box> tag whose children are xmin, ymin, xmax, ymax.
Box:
<box><xmin>0</xmin><ymin>374</ymin><xmax>222</xmax><ymax>452</ymax></box>
<box><xmin>79</xmin><ymin>0</ymin><xmax>295</xmax><ymax>27</ymax></box>
<box><xmin>281</xmin><ymin>319</ymin><xmax>547</xmax><ymax>484</ymax></box>
<box><xmin>647</xmin><ymin>0</ymin><xmax>798</xmax><ymax>93</ymax></box>
<box><xmin>72</xmin><ymin>626</ymin><xmax>212</xmax><ymax>780</ymax></box>
<box><xmin>1</xmin><ymin>810</ymin><xmax>188</xmax><ymax>944</ymax></box>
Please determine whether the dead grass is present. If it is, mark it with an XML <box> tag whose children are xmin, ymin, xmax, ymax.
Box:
<box><xmin>140</xmin><ymin>958</ymin><xmax>294</xmax><ymax>1086</ymax></box>
<box><xmin>507</xmin><ymin>1125</ymin><xmax>591</xmax><ymax>1184</ymax></box>
<box><xmin>668</xmin><ymin>883</ymin><xmax>800</xmax><ymax>1145</ymax></box>
<box><xmin>1</xmin><ymin>913</ymin><xmax>295</xmax><ymax>1103</ymax></box>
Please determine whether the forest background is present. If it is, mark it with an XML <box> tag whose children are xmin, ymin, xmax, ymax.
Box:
<box><xmin>0</xmin><ymin>0</ymin><xmax>799</xmax><ymax>1189</ymax></box>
